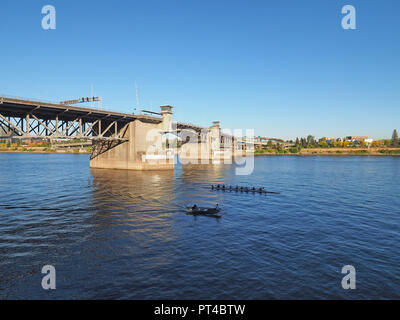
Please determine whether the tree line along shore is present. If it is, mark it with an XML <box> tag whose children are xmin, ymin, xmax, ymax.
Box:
<box><xmin>254</xmin><ymin>130</ymin><xmax>400</xmax><ymax>156</ymax></box>
<box><xmin>255</xmin><ymin>147</ymin><xmax>400</xmax><ymax>156</ymax></box>
<box><xmin>1</xmin><ymin>130</ymin><xmax>400</xmax><ymax>156</ymax></box>
<box><xmin>0</xmin><ymin>141</ymin><xmax>91</xmax><ymax>154</ymax></box>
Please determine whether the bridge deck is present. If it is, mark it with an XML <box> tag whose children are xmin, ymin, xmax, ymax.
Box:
<box><xmin>0</xmin><ymin>95</ymin><xmax>163</xmax><ymax>141</ymax></box>
<box><xmin>0</xmin><ymin>96</ymin><xmax>162</xmax><ymax>124</ymax></box>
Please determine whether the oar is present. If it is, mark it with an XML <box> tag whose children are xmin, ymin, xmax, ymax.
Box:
<box><xmin>263</xmin><ymin>190</ymin><xmax>280</xmax><ymax>194</ymax></box>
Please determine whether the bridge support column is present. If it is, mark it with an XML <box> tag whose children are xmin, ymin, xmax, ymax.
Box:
<box><xmin>90</xmin><ymin>105</ymin><xmax>175</xmax><ymax>171</ymax></box>
<box><xmin>209</xmin><ymin>121</ymin><xmax>233</xmax><ymax>163</ymax></box>
<box><xmin>179</xmin><ymin>120</ymin><xmax>235</xmax><ymax>163</ymax></box>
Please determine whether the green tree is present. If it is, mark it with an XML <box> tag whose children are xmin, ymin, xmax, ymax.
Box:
<box><xmin>392</xmin><ymin>129</ymin><xmax>399</xmax><ymax>147</ymax></box>
<box><xmin>319</xmin><ymin>140</ymin><xmax>328</xmax><ymax>148</ymax></box>
<box><xmin>306</xmin><ymin>135</ymin><xmax>316</xmax><ymax>147</ymax></box>
<box><xmin>289</xmin><ymin>146</ymin><xmax>300</xmax><ymax>153</ymax></box>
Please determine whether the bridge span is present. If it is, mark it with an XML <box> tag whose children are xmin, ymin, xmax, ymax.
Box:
<box><xmin>0</xmin><ymin>94</ymin><xmax>255</xmax><ymax>170</ymax></box>
<box><xmin>0</xmin><ymin>95</ymin><xmax>161</xmax><ymax>141</ymax></box>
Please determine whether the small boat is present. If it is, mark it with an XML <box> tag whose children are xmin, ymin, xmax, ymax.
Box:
<box><xmin>186</xmin><ymin>206</ymin><xmax>222</xmax><ymax>218</ymax></box>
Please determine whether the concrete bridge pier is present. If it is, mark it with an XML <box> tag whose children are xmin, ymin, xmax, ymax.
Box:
<box><xmin>90</xmin><ymin>105</ymin><xmax>174</xmax><ymax>170</ymax></box>
<box><xmin>178</xmin><ymin>120</ymin><xmax>250</xmax><ymax>164</ymax></box>
<box><xmin>209</xmin><ymin>121</ymin><xmax>233</xmax><ymax>163</ymax></box>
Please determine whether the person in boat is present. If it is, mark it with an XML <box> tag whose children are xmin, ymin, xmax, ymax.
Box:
<box><xmin>192</xmin><ymin>204</ymin><xmax>198</xmax><ymax>211</ymax></box>
<box><xmin>251</xmin><ymin>187</ymin><xmax>256</xmax><ymax>192</ymax></box>
<box><xmin>215</xmin><ymin>204</ymin><xmax>219</xmax><ymax>210</ymax></box>
<box><xmin>216</xmin><ymin>184</ymin><xmax>220</xmax><ymax>190</ymax></box>
<box><xmin>235</xmin><ymin>185</ymin><xmax>239</xmax><ymax>191</ymax></box>
<box><xmin>222</xmin><ymin>185</ymin><xmax>226</xmax><ymax>190</ymax></box>
<box><xmin>258</xmin><ymin>187</ymin><xmax>263</xmax><ymax>193</ymax></box>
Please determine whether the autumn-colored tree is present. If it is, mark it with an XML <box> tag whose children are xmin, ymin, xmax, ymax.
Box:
<box><xmin>330</xmin><ymin>140</ymin><xmax>338</xmax><ymax>147</ymax></box>
<box><xmin>343</xmin><ymin>141</ymin><xmax>353</xmax><ymax>148</ymax></box>
<box><xmin>372</xmin><ymin>140</ymin><xmax>382</xmax><ymax>147</ymax></box>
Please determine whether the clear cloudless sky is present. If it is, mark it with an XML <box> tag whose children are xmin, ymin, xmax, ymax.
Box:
<box><xmin>0</xmin><ymin>0</ymin><xmax>399</xmax><ymax>140</ymax></box>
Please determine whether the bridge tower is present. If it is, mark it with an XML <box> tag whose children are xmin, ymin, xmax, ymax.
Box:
<box><xmin>90</xmin><ymin>105</ymin><xmax>174</xmax><ymax>170</ymax></box>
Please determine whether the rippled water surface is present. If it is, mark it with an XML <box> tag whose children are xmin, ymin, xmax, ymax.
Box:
<box><xmin>0</xmin><ymin>153</ymin><xmax>399</xmax><ymax>299</ymax></box>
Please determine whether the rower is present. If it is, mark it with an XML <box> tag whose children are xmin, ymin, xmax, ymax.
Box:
<box><xmin>192</xmin><ymin>204</ymin><xmax>198</xmax><ymax>210</ymax></box>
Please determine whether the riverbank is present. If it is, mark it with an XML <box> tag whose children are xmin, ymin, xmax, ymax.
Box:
<box><xmin>2</xmin><ymin>147</ymin><xmax>400</xmax><ymax>156</ymax></box>
<box><xmin>0</xmin><ymin>147</ymin><xmax>90</xmax><ymax>154</ymax></box>
<box><xmin>255</xmin><ymin>147</ymin><xmax>400</xmax><ymax>156</ymax></box>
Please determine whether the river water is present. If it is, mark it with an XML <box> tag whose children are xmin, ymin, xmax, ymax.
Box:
<box><xmin>0</xmin><ymin>153</ymin><xmax>399</xmax><ymax>299</ymax></box>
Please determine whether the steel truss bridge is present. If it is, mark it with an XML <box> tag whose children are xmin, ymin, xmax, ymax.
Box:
<box><xmin>0</xmin><ymin>95</ymin><xmax>233</xmax><ymax>143</ymax></box>
<box><xmin>0</xmin><ymin>94</ymin><xmax>260</xmax><ymax>149</ymax></box>
<box><xmin>0</xmin><ymin>95</ymin><xmax>162</xmax><ymax>141</ymax></box>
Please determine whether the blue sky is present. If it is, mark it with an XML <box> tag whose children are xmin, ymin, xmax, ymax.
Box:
<box><xmin>0</xmin><ymin>0</ymin><xmax>399</xmax><ymax>140</ymax></box>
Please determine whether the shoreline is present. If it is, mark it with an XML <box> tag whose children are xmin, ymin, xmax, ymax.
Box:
<box><xmin>0</xmin><ymin>150</ymin><xmax>89</xmax><ymax>155</ymax></box>
<box><xmin>254</xmin><ymin>152</ymin><xmax>400</xmax><ymax>157</ymax></box>
<box><xmin>0</xmin><ymin>144</ymin><xmax>91</xmax><ymax>155</ymax></box>
<box><xmin>1</xmin><ymin>150</ymin><xmax>400</xmax><ymax>157</ymax></box>
<box><xmin>254</xmin><ymin>147</ymin><xmax>400</xmax><ymax>157</ymax></box>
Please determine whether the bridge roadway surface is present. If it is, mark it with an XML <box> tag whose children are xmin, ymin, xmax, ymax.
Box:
<box><xmin>0</xmin><ymin>95</ymin><xmax>269</xmax><ymax>146</ymax></box>
<box><xmin>0</xmin><ymin>95</ymin><xmax>208</xmax><ymax>139</ymax></box>
<box><xmin>0</xmin><ymin>96</ymin><xmax>160</xmax><ymax>124</ymax></box>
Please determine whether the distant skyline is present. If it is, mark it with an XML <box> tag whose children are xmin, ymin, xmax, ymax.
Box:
<box><xmin>0</xmin><ymin>0</ymin><xmax>399</xmax><ymax>140</ymax></box>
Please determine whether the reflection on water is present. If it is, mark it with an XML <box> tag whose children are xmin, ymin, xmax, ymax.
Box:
<box><xmin>0</xmin><ymin>154</ymin><xmax>399</xmax><ymax>299</ymax></box>
<box><xmin>90</xmin><ymin>168</ymin><xmax>178</xmax><ymax>245</ymax></box>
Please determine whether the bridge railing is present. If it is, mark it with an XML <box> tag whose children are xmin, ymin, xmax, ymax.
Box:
<box><xmin>0</xmin><ymin>93</ymin><xmax>57</xmax><ymax>105</ymax></box>
<box><xmin>175</xmin><ymin>121</ymin><xmax>209</xmax><ymax>131</ymax></box>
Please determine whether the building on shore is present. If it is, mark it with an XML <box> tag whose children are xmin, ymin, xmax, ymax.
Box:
<box><xmin>345</xmin><ymin>136</ymin><xmax>368</xmax><ymax>142</ymax></box>
<box><xmin>345</xmin><ymin>136</ymin><xmax>374</xmax><ymax>145</ymax></box>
